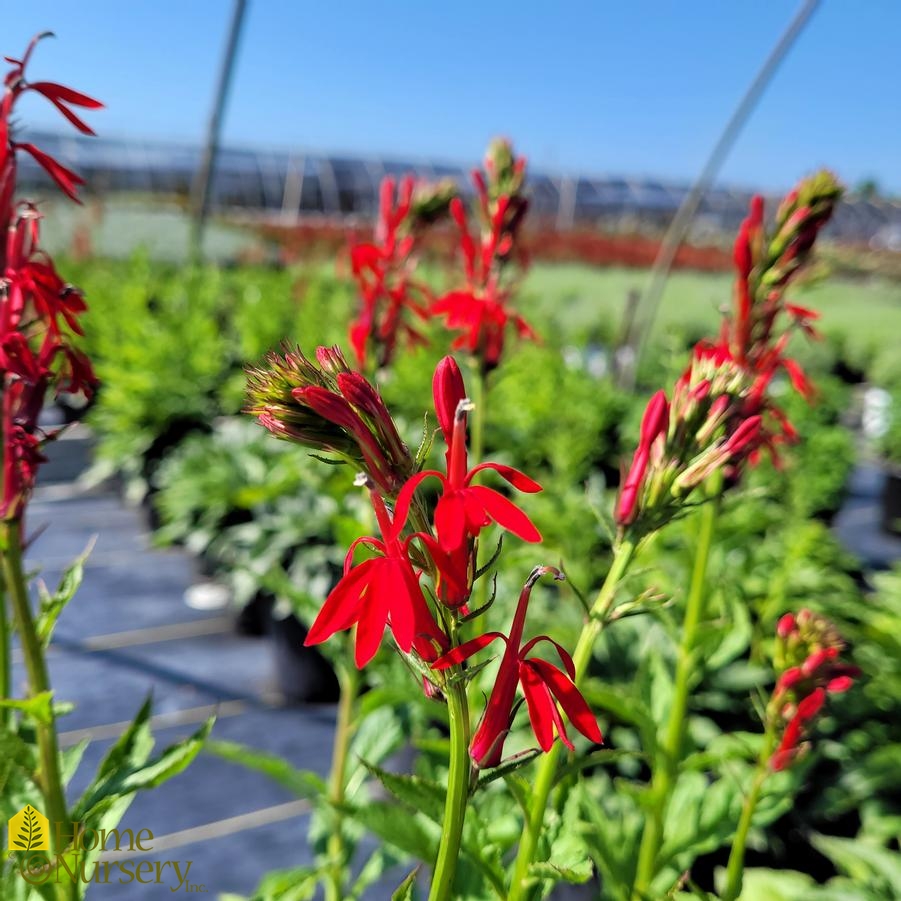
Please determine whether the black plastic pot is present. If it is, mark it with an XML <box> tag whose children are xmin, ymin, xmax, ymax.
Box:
<box><xmin>881</xmin><ymin>464</ymin><xmax>901</xmax><ymax>534</ymax></box>
<box><xmin>269</xmin><ymin>610</ymin><xmax>339</xmax><ymax>704</ymax></box>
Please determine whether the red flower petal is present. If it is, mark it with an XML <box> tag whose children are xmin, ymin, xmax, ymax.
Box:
<box><xmin>431</xmin><ymin>632</ymin><xmax>506</xmax><ymax>670</ymax></box>
<box><xmin>435</xmin><ymin>491</ymin><xmax>469</xmax><ymax>549</ymax></box>
<box><xmin>14</xmin><ymin>142</ymin><xmax>84</xmax><ymax>202</ymax></box>
<box><xmin>528</xmin><ymin>658</ymin><xmax>603</xmax><ymax>744</ymax></box>
<box><xmin>355</xmin><ymin>583</ymin><xmax>388</xmax><ymax>667</ymax></box>
<box><xmin>467</xmin><ymin>462</ymin><xmax>542</xmax><ymax>493</ymax></box>
<box><xmin>467</xmin><ymin>485</ymin><xmax>542</xmax><ymax>543</ymax></box>
<box><xmin>28</xmin><ymin>81</ymin><xmax>103</xmax><ymax>108</ymax></box>
<box><xmin>520</xmin><ymin>661</ymin><xmax>556</xmax><ymax>751</ymax></box>
<box><xmin>520</xmin><ymin>635</ymin><xmax>576</xmax><ymax>681</ymax></box>
<box><xmin>305</xmin><ymin>559</ymin><xmax>376</xmax><ymax>646</ymax></box>
<box><xmin>797</xmin><ymin>687</ymin><xmax>826</xmax><ymax>721</ymax></box>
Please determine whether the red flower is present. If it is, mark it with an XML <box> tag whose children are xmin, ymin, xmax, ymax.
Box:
<box><xmin>304</xmin><ymin>488</ymin><xmax>445</xmax><ymax>668</ymax></box>
<box><xmin>432</xmin><ymin>566</ymin><xmax>602</xmax><ymax>768</ymax></box>
<box><xmin>2</xmin><ymin>33</ymin><xmax>102</xmax><ymax>207</ymax></box>
<box><xmin>347</xmin><ymin>176</ymin><xmax>430</xmax><ymax>369</ymax></box>
<box><xmin>2</xmin><ymin>205</ymin><xmax>88</xmax><ymax>339</ymax></box>
<box><xmin>395</xmin><ymin>356</ymin><xmax>541</xmax><ymax>554</ymax></box>
<box><xmin>0</xmin><ymin>36</ymin><xmax>100</xmax><ymax>521</ymax></box>
<box><xmin>431</xmin><ymin>188</ymin><xmax>535</xmax><ymax>372</ymax></box>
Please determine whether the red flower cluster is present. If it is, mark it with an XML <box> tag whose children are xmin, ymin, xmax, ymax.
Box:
<box><xmin>396</xmin><ymin>356</ymin><xmax>542</xmax><ymax>606</ymax></box>
<box><xmin>342</xmin><ymin>140</ymin><xmax>536</xmax><ymax>375</ymax></box>
<box><xmin>431</xmin><ymin>139</ymin><xmax>535</xmax><ymax>373</ymax></box>
<box><xmin>283</xmin><ymin>353</ymin><xmax>596</xmax><ymax>763</ymax></box>
<box><xmin>347</xmin><ymin>177</ymin><xmax>428</xmax><ymax>369</ymax></box>
<box><xmin>769</xmin><ymin>609</ymin><xmax>859</xmax><ymax>771</ymax></box>
<box><xmin>615</xmin><ymin>173</ymin><xmax>841</xmax><ymax>533</ymax></box>
<box><xmin>1</xmin><ymin>35</ymin><xmax>100</xmax><ymax>519</ymax></box>
<box><xmin>303</xmin><ymin>355</ymin><xmax>541</xmax><ymax>659</ymax></box>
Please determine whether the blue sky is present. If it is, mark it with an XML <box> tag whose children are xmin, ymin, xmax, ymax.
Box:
<box><xmin>7</xmin><ymin>2</ymin><xmax>901</xmax><ymax>193</ymax></box>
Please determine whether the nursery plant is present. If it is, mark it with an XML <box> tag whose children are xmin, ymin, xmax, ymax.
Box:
<box><xmin>0</xmin><ymin>35</ymin><xmax>209</xmax><ymax>900</ymax></box>
<box><xmin>233</xmin><ymin>133</ymin><xmax>868</xmax><ymax>901</ymax></box>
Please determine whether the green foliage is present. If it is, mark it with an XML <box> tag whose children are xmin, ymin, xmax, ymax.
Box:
<box><xmin>67</xmin><ymin>254</ymin><xmax>353</xmax><ymax>499</ymax></box>
<box><xmin>50</xmin><ymin>251</ymin><xmax>901</xmax><ymax>898</ymax></box>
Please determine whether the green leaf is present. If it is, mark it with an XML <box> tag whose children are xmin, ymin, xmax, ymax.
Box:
<box><xmin>348</xmin><ymin>847</ymin><xmax>404</xmax><ymax>901</ymax></box>
<box><xmin>246</xmin><ymin>865</ymin><xmax>321</xmax><ymax>900</ymax></box>
<box><xmin>730</xmin><ymin>867</ymin><xmax>818</xmax><ymax>901</ymax></box>
<box><xmin>341</xmin><ymin>800</ymin><xmax>438</xmax><ymax>862</ymax></box>
<box><xmin>73</xmin><ymin>700</ymin><xmax>212</xmax><ymax>822</ymax></box>
<box><xmin>810</xmin><ymin>833</ymin><xmax>901</xmax><ymax>892</ymax></box>
<box><xmin>502</xmin><ymin>773</ymin><xmax>533</xmax><ymax>816</ymax></box>
<box><xmin>206</xmin><ymin>739</ymin><xmax>327</xmax><ymax>799</ymax></box>
<box><xmin>361</xmin><ymin>761</ymin><xmax>446</xmax><ymax>824</ymax></box>
<box><xmin>61</xmin><ymin>740</ymin><xmax>90</xmax><ymax>788</ymax></box>
<box><xmin>0</xmin><ymin>692</ymin><xmax>55</xmax><ymax>726</ymax></box>
<box><xmin>0</xmin><ymin>724</ymin><xmax>34</xmax><ymax>799</ymax></box>
<box><xmin>475</xmin><ymin>748</ymin><xmax>540</xmax><ymax>791</ymax></box>
<box><xmin>35</xmin><ymin>539</ymin><xmax>95</xmax><ymax>647</ymax></box>
<box><xmin>391</xmin><ymin>867</ymin><xmax>420</xmax><ymax>900</ymax></box>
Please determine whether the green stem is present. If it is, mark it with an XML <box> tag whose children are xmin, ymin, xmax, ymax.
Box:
<box><xmin>631</xmin><ymin>489</ymin><xmax>721</xmax><ymax>900</ymax></box>
<box><xmin>722</xmin><ymin>731</ymin><xmax>776</xmax><ymax>901</ymax></box>
<box><xmin>1</xmin><ymin>520</ymin><xmax>72</xmax><ymax>896</ymax></box>
<box><xmin>0</xmin><ymin>569</ymin><xmax>9</xmax><ymax>713</ymax></box>
<box><xmin>324</xmin><ymin>663</ymin><xmax>359</xmax><ymax>901</ymax></box>
<box><xmin>428</xmin><ymin>679</ymin><xmax>471</xmax><ymax>901</ymax></box>
<box><xmin>507</xmin><ymin>539</ymin><xmax>637</xmax><ymax>901</ymax></box>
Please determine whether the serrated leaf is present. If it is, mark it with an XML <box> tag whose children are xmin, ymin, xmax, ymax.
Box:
<box><xmin>362</xmin><ymin>761</ymin><xmax>446</xmax><ymax>824</ymax></box>
<box><xmin>342</xmin><ymin>800</ymin><xmax>438</xmax><ymax>862</ymax></box>
<box><xmin>529</xmin><ymin>858</ymin><xmax>593</xmax><ymax>885</ymax></box>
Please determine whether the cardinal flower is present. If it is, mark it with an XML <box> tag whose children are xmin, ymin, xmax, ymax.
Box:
<box><xmin>432</xmin><ymin>566</ymin><xmax>602</xmax><ymax>768</ymax></box>
<box><xmin>347</xmin><ymin>176</ymin><xmax>431</xmax><ymax>369</ymax></box>
<box><xmin>431</xmin><ymin>195</ymin><xmax>535</xmax><ymax>372</ymax></box>
<box><xmin>304</xmin><ymin>485</ymin><xmax>445</xmax><ymax>668</ymax></box>
<box><xmin>395</xmin><ymin>355</ymin><xmax>542</xmax><ymax>555</ymax></box>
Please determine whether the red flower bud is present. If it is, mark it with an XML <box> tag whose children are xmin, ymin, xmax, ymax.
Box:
<box><xmin>639</xmin><ymin>390</ymin><xmax>669</xmax><ymax>447</ymax></box>
<box><xmin>777</xmin><ymin>613</ymin><xmax>797</xmax><ymax>638</ymax></box>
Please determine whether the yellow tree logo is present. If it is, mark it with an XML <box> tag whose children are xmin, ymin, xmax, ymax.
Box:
<box><xmin>8</xmin><ymin>806</ymin><xmax>49</xmax><ymax>852</ymax></box>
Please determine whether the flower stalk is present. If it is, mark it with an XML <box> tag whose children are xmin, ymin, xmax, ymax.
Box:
<box><xmin>721</xmin><ymin>728</ymin><xmax>777</xmax><ymax>901</ymax></box>
<box><xmin>0</xmin><ymin>522</ymin><xmax>71</xmax><ymax>871</ymax></box>
<box><xmin>507</xmin><ymin>538</ymin><xmax>637</xmax><ymax>901</ymax></box>
<box><xmin>324</xmin><ymin>661</ymin><xmax>360</xmax><ymax>901</ymax></box>
<box><xmin>631</xmin><ymin>481</ymin><xmax>721</xmax><ymax>900</ymax></box>
<box><xmin>428</xmin><ymin>676</ymin><xmax>471</xmax><ymax>901</ymax></box>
